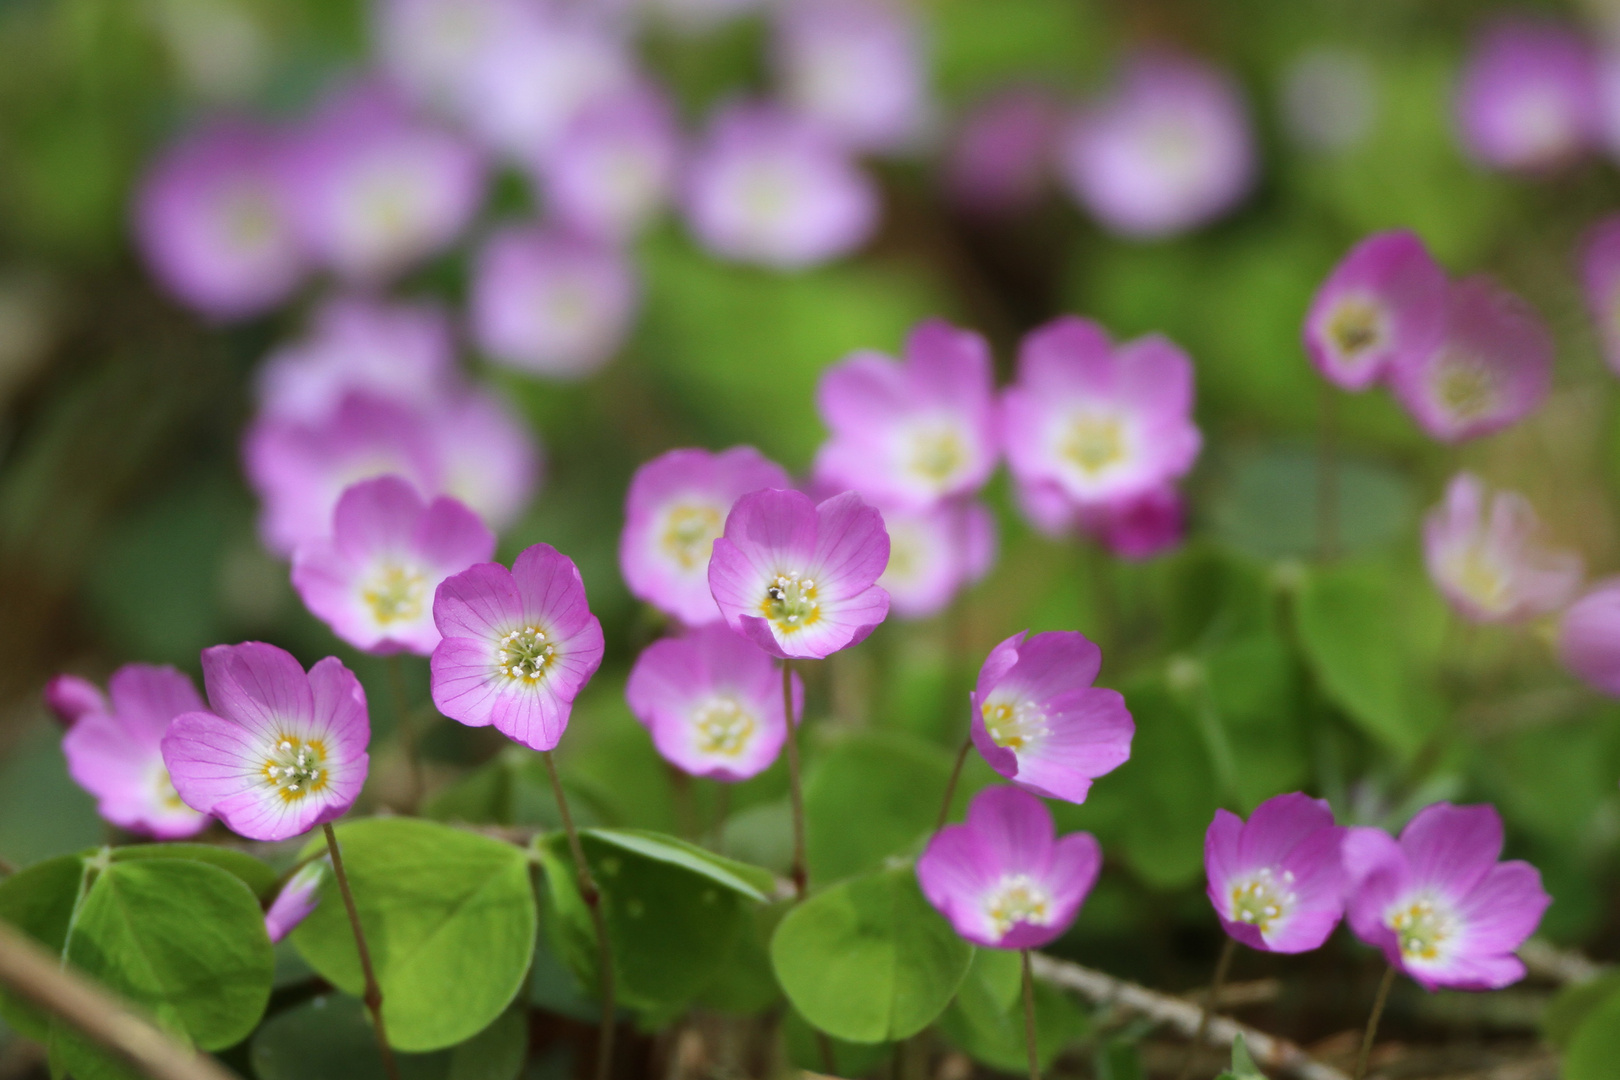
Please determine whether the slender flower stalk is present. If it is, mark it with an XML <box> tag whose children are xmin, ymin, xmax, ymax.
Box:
<box><xmin>542</xmin><ymin>752</ymin><xmax>614</xmax><ymax>1080</ymax></box>
<box><xmin>782</xmin><ymin>659</ymin><xmax>808</xmax><ymax>899</ymax></box>
<box><xmin>1021</xmin><ymin>948</ymin><xmax>1039</xmax><ymax>1080</ymax></box>
<box><xmin>935</xmin><ymin>735</ymin><xmax>973</xmax><ymax>831</ymax></box>
<box><xmin>322</xmin><ymin>823</ymin><xmax>399</xmax><ymax>1080</ymax></box>
<box><xmin>1354</xmin><ymin>965</ymin><xmax>1397</xmax><ymax>1080</ymax></box>
<box><xmin>1176</xmin><ymin>936</ymin><xmax>1236</xmax><ymax>1080</ymax></box>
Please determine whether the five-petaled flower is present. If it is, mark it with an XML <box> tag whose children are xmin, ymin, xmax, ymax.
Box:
<box><xmin>293</xmin><ymin>476</ymin><xmax>496</xmax><ymax>656</ymax></box>
<box><xmin>1423</xmin><ymin>472</ymin><xmax>1582</xmax><ymax>624</ymax></box>
<box><xmin>1343</xmin><ymin>802</ymin><xmax>1550</xmax><ymax>991</ymax></box>
<box><xmin>162</xmin><ymin>642</ymin><xmax>370</xmax><ymax>843</ymax></box>
<box><xmin>916</xmin><ymin>785</ymin><xmax>1102</xmax><ymax>949</ymax></box>
<box><xmin>1205</xmin><ymin>793</ymin><xmax>1347</xmax><ymax>954</ymax></box>
<box><xmin>59</xmin><ymin>665</ymin><xmax>212</xmax><ymax>839</ymax></box>
<box><xmin>708</xmin><ymin>488</ymin><xmax>891</xmax><ymax>660</ymax></box>
<box><xmin>431</xmin><ymin>543</ymin><xmax>606</xmax><ymax>751</ymax></box>
<box><xmin>626</xmin><ymin>623</ymin><xmax>802</xmax><ymax>781</ymax></box>
<box><xmin>970</xmin><ymin>630</ymin><xmax>1134</xmax><ymax>804</ymax></box>
<box><xmin>1304</xmin><ymin>230</ymin><xmax>1448</xmax><ymax>392</ymax></box>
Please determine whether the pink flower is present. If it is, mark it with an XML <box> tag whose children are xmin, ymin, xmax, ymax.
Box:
<box><xmin>1455</xmin><ymin>17</ymin><xmax>1601</xmax><ymax>173</ymax></box>
<box><xmin>970</xmin><ymin>630</ymin><xmax>1133</xmax><ymax>805</ymax></box>
<box><xmin>1057</xmin><ymin>50</ymin><xmax>1254</xmax><ymax>238</ymax></box>
<box><xmin>1205</xmin><ymin>794</ymin><xmax>1347</xmax><ymax>954</ymax></box>
<box><xmin>162</xmin><ymin>643</ymin><xmax>371</xmax><ymax>843</ymax></box>
<box><xmin>620</xmin><ymin>446</ymin><xmax>793</xmax><ymax>626</ymax></box>
<box><xmin>134</xmin><ymin>119</ymin><xmax>304</xmax><ymax>320</ymax></box>
<box><xmin>1580</xmin><ymin>215</ymin><xmax>1620</xmax><ymax>376</ymax></box>
<box><xmin>265</xmin><ymin>860</ymin><xmax>326</xmax><ymax>943</ymax></box>
<box><xmin>1388</xmin><ymin>276</ymin><xmax>1553</xmax><ymax>443</ymax></box>
<box><xmin>1557</xmin><ymin>580</ymin><xmax>1620</xmax><ymax>696</ymax></box>
<box><xmin>1343</xmin><ymin>803</ymin><xmax>1549</xmax><ymax>991</ymax></box>
<box><xmin>1303</xmin><ymin>231</ymin><xmax>1449</xmax><ymax>392</ymax></box>
<box><xmin>284</xmin><ymin>81</ymin><xmax>485</xmax><ymax>284</ymax></box>
<box><xmin>60</xmin><ymin>665</ymin><xmax>212</xmax><ymax>839</ymax></box>
<box><xmin>814</xmin><ymin>319</ymin><xmax>1000</xmax><ymax>509</ymax></box>
<box><xmin>469</xmin><ymin>224</ymin><xmax>638</xmax><ymax>379</ymax></box>
<box><xmin>947</xmin><ymin>88</ymin><xmax>1059</xmax><ymax>216</ymax></box>
<box><xmin>682</xmin><ymin>102</ymin><xmax>879</xmax><ymax>269</ymax></box>
<box><xmin>43</xmin><ymin>675</ymin><xmax>105</xmax><ymax>727</ymax></box>
<box><xmin>626</xmin><ymin>623</ymin><xmax>802</xmax><ymax>781</ymax></box>
<box><xmin>293</xmin><ymin>477</ymin><xmax>496</xmax><ymax>655</ymax></box>
<box><xmin>372</xmin><ymin>0</ymin><xmax>537</xmax><ymax>116</ymax></box>
<box><xmin>255</xmin><ymin>296</ymin><xmax>456</xmax><ymax>424</ymax></box>
<box><xmin>1003</xmin><ymin>316</ymin><xmax>1202</xmax><ymax>509</ymax></box>
<box><xmin>916</xmin><ymin>786</ymin><xmax>1102</xmax><ymax>950</ymax></box>
<box><xmin>1423</xmin><ymin>472</ymin><xmax>1582</xmax><ymax>623</ymax></box>
<box><xmin>534</xmin><ymin>85</ymin><xmax>682</xmax><ymax>241</ymax></box>
<box><xmin>430</xmin><ymin>543</ymin><xmax>606</xmax><ymax>751</ymax></box>
<box><xmin>429</xmin><ymin>392</ymin><xmax>544</xmax><ymax>535</ymax></box>
<box><xmin>708</xmin><ymin>488</ymin><xmax>891</xmax><ymax>659</ymax></box>
<box><xmin>1012</xmin><ymin>480</ymin><xmax>1185</xmax><ymax>560</ymax></box>
<box><xmin>877</xmin><ymin>499</ymin><xmax>996</xmax><ymax>619</ymax></box>
<box><xmin>771</xmin><ymin>0</ymin><xmax>930</xmax><ymax>154</ymax></box>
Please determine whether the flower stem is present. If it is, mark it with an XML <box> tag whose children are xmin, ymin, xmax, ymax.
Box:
<box><xmin>1354</xmin><ymin>965</ymin><xmax>1397</xmax><ymax>1080</ymax></box>
<box><xmin>385</xmin><ymin>655</ymin><xmax>422</xmax><ymax>814</ymax></box>
<box><xmin>1317</xmin><ymin>383</ymin><xmax>1340</xmax><ymax>562</ymax></box>
<box><xmin>1176</xmin><ymin>935</ymin><xmax>1237</xmax><ymax>1080</ymax></box>
<box><xmin>1020</xmin><ymin>948</ymin><xmax>1039</xmax><ymax>1080</ymax></box>
<box><xmin>783</xmin><ymin>659</ymin><xmax>808</xmax><ymax>900</ymax></box>
<box><xmin>322</xmin><ymin>823</ymin><xmax>400</xmax><ymax>1080</ymax></box>
<box><xmin>935</xmin><ymin>736</ymin><xmax>972</xmax><ymax>832</ymax></box>
<box><xmin>543</xmin><ymin>751</ymin><xmax>615</xmax><ymax>1080</ymax></box>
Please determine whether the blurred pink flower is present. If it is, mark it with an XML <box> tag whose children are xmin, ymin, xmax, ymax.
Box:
<box><xmin>431</xmin><ymin>543</ymin><xmax>606</xmax><ymax>751</ymax></box>
<box><xmin>1557</xmin><ymin>579</ymin><xmax>1620</xmax><ymax>696</ymax></box>
<box><xmin>1205</xmin><ymin>793</ymin><xmax>1346</xmax><ymax>954</ymax></box>
<box><xmin>535</xmin><ymin>85</ymin><xmax>682</xmax><ymax>240</ymax></box>
<box><xmin>1304</xmin><ymin>230</ymin><xmax>1449</xmax><ymax>392</ymax></box>
<box><xmin>877</xmin><ymin>499</ymin><xmax>996</xmax><ymax>619</ymax></box>
<box><xmin>372</xmin><ymin>0</ymin><xmax>537</xmax><ymax>115</ymax></box>
<box><xmin>620</xmin><ymin>446</ymin><xmax>792</xmax><ymax>626</ymax></box>
<box><xmin>134</xmin><ymin>119</ymin><xmax>305</xmax><ymax>319</ymax></box>
<box><xmin>1580</xmin><ymin>214</ymin><xmax>1620</xmax><ymax>375</ymax></box>
<box><xmin>60</xmin><ymin>665</ymin><xmax>212</xmax><ymax>839</ymax></box>
<box><xmin>947</xmin><ymin>88</ymin><xmax>1059</xmax><ymax>215</ymax></box>
<box><xmin>265</xmin><ymin>859</ymin><xmax>326</xmax><ymax>943</ymax></box>
<box><xmin>626</xmin><ymin>623</ymin><xmax>801</xmax><ymax>781</ymax></box>
<box><xmin>163</xmin><ymin>643</ymin><xmax>370</xmax><ymax>842</ymax></box>
<box><xmin>1456</xmin><ymin>17</ymin><xmax>1601</xmax><ymax>172</ymax></box>
<box><xmin>43</xmin><ymin>675</ymin><xmax>105</xmax><ymax>727</ymax></box>
<box><xmin>1423</xmin><ymin>472</ymin><xmax>1581</xmax><ymax>623</ymax></box>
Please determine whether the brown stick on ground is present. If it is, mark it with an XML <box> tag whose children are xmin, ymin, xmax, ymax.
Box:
<box><xmin>0</xmin><ymin>919</ymin><xmax>239</xmax><ymax>1080</ymax></box>
<box><xmin>1029</xmin><ymin>953</ymin><xmax>1351</xmax><ymax>1080</ymax></box>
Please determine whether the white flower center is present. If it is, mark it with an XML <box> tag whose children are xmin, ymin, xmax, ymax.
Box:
<box><xmin>1060</xmin><ymin>412</ymin><xmax>1128</xmax><ymax>477</ymax></box>
<box><xmin>1388</xmin><ymin>895</ymin><xmax>1458</xmax><ymax>963</ymax></box>
<box><xmin>262</xmin><ymin>735</ymin><xmax>329</xmax><ymax>803</ymax></box>
<box><xmin>1228</xmin><ymin>866</ymin><xmax>1297</xmax><ymax>934</ymax></box>
<box><xmin>690</xmin><ymin>695</ymin><xmax>757</xmax><ymax>758</ymax></box>
<box><xmin>497</xmin><ymin>625</ymin><xmax>556</xmax><ymax>682</ymax></box>
<box><xmin>981</xmin><ymin>696</ymin><xmax>1049</xmax><ymax>752</ymax></box>
<box><xmin>983</xmin><ymin>873</ymin><xmax>1055</xmax><ymax>937</ymax></box>
<box><xmin>361</xmin><ymin>563</ymin><xmax>427</xmax><ymax>625</ymax></box>
<box><xmin>661</xmin><ymin>502</ymin><xmax>723</xmax><ymax>571</ymax></box>
<box><xmin>760</xmin><ymin>571</ymin><xmax>820</xmax><ymax>634</ymax></box>
<box><xmin>907</xmin><ymin>425</ymin><xmax>966</xmax><ymax>486</ymax></box>
<box><xmin>1445</xmin><ymin>544</ymin><xmax>1512</xmax><ymax>614</ymax></box>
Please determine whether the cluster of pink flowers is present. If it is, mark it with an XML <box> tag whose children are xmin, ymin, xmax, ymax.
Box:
<box><xmin>1207</xmin><ymin>794</ymin><xmax>1549</xmax><ymax>992</ymax></box>
<box><xmin>1305</xmin><ymin>230</ymin><xmax>1552</xmax><ymax>442</ymax></box>
<box><xmin>947</xmin><ymin>50</ymin><xmax>1255</xmax><ymax>238</ymax></box>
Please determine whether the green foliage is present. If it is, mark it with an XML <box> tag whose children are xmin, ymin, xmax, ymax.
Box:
<box><xmin>1207</xmin><ymin>446</ymin><xmax>1416</xmax><ymax>561</ymax></box>
<box><xmin>1562</xmin><ymin>980</ymin><xmax>1620</xmax><ymax>1080</ymax></box>
<box><xmin>1215</xmin><ymin>1032</ymin><xmax>1266</xmax><ymax>1079</ymax></box>
<box><xmin>251</xmin><ymin>995</ymin><xmax>527</xmax><ymax>1080</ymax></box>
<box><xmin>802</xmin><ymin>729</ymin><xmax>954</xmax><ymax>886</ymax></box>
<box><xmin>290</xmin><ymin>819</ymin><xmax>537</xmax><ymax>1053</ymax></box>
<box><xmin>108</xmin><ymin>843</ymin><xmax>277</xmax><ymax>901</ymax></box>
<box><xmin>938</xmin><ymin>949</ymin><xmax>1087</xmax><ymax>1071</ymax></box>
<box><xmin>770</xmin><ymin>866</ymin><xmax>973</xmax><ymax>1043</ymax></box>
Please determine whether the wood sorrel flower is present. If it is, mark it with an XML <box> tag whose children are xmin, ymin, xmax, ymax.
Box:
<box><xmin>1303</xmin><ymin>230</ymin><xmax>1448</xmax><ymax>392</ymax></box>
<box><xmin>946</xmin><ymin>88</ymin><xmax>1059</xmax><ymax>216</ymax></box>
<box><xmin>373</xmin><ymin>0</ymin><xmax>536</xmax><ymax>117</ymax></box>
<box><xmin>534</xmin><ymin>85</ymin><xmax>681</xmax><ymax>241</ymax></box>
<box><xmin>134</xmin><ymin>119</ymin><xmax>305</xmax><ymax>320</ymax></box>
<box><xmin>1557</xmin><ymin>580</ymin><xmax>1620</xmax><ymax>696</ymax></box>
<box><xmin>626</xmin><ymin>623</ymin><xmax>802</xmax><ymax>781</ymax></box>
<box><xmin>1003</xmin><ymin>316</ymin><xmax>1202</xmax><ymax>511</ymax></box>
<box><xmin>620</xmin><ymin>446</ymin><xmax>792</xmax><ymax>626</ymax></box>
<box><xmin>43</xmin><ymin>674</ymin><xmax>105</xmax><ymax>727</ymax></box>
<box><xmin>1580</xmin><ymin>214</ymin><xmax>1620</xmax><ymax>375</ymax></box>
<box><xmin>293</xmin><ymin>476</ymin><xmax>496</xmax><ymax>656</ymax></box>
<box><xmin>1455</xmin><ymin>17</ymin><xmax>1601</xmax><ymax>173</ymax></box>
<box><xmin>1423</xmin><ymin>472</ymin><xmax>1582</xmax><ymax>623</ymax></box>
<box><xmin>59</xmin><ymin>665</ymin><xmax>211</xmax><ymax>839</ymax></box>
<box><xmin>1388</xmin><ymin>276</ymin><xmax>1552</xmax><ymax>443</ymax></box>
<box><xmin>970</xmin><ymin>630</ymin><xmax>1133</xmax><ymax>804</ymax></box>
<box><xmin>284</xmin><ymin>80</ymin><xmax>485</xmax><ymax>284</ymax></box>
<box><xmin>264</xmin><ymin>859</ymin><xmax>326</xmax><ymax>943</ymax></box>
<box><xmin>682</xmin><ymin>102</ymin><xmax>878</xmax><ymax>269</ymax></box>
<box><xmin>1013</xmin><ymin>479</ymin><xmax>1185</xmax><ymax>561</ymax></box>
<box><xmin>708</xmin><ymin>488</ymin><xmax>891</xmax><ymax>659</ymax></box>
<box><xmin>162</xmin><ymin>643</ymin><xmax>370</xmax><ymax>843</ymax></box>
<box><xmin>1205</xmin><ymin>794</ymin><xmax>1347</xmax><ymax>954</ymax></box>
<box><xmin>430</xmin><ymin>543</ymin><xmax>606</xmax><ymax>751</ymax></box>
<box><xmin>1343</xmin><ymin>802</ymin><xmax>1549</xmax><ymax>991</ymax></box>
<box><xmin>469</xmin><ymin>224</ymin><xmax>638</xmax><ymax>379</ymax></box>
<box><xmin>877</xmin><ymin>499</ymin><xmax>996</xmax><ymax>619</ymax></box>
<box><xmin>916</xmin><ymin>785</ymin><xmax>1102</xmax><ymax>949</ymax></box>
<box><xmin>813</xmin><ymin>319</ymin><xmax>1000</xmax><ymax>510</ymax></box>
<box><xmin>1057</xmin><ymin>50</ymin><xmax>1254</xmax><ymax>239</ymax></box>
